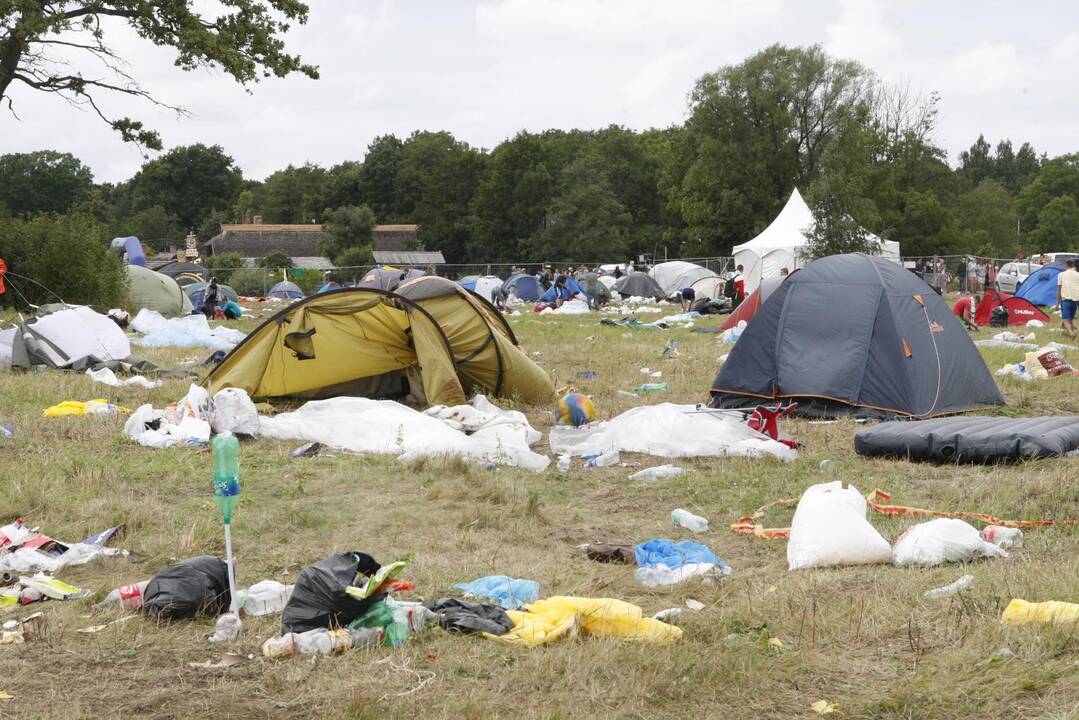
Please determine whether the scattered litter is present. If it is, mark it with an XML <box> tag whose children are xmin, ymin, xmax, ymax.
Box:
<box><xmin>454</xmin><ymin>575</ymin><xmax>540</xmax><ymax>610</ymax></box>
<box><xmin>639</xmin><ymin>368</ymin><xmax>662</xmax><ymax>378</ymax></box>
<box><xmin>130</xmin><ymin>308</ymin><xmax>246</xmax><ymax>351</ymax></box>
<box><xmin>811</xmin><ymin>699</ymin><xmax>839</xmax><ymax>715</ymax></box>
<box><xmin>0</xmin><ymin>692</ymin><xmax>13</xmax><ymax>701</ymax></box>
<box><xmin>893</xmin><ymin>518</ymin><xmax>1008</xmax><ymax>567</ymax></box>
<box><xmin>582</xmin><ymin>543</ymin><xmax>636</xmax><ymax>564</ymax></box>
<box><xmin>489</xmin><ymin>596</ymin><xmax>682</xmax><ymax>646</ymax></box>
<box><xmin>424</xmin><ymin>598</ymin><xmax>513</xmax><ymax>635</ymax></box>
<box><xmin>1001</xmin><ymin>598</ymin><xmax>1079</xmax><ymax>626</ymax></box>
<box><xmin>924</xmin><ymin>574</ymin><xmax>974</xmax><ymax>599</ymax></box>
<box><xmin>282</xmin><ymin>551</ymin><xmax>383</xmax><ymax>632</ymax></box>
<box><xmin>981</xmin><ymin>526</ymin><xmax>1024</xmax><ymax>549</ymax></box>
<box><xmin>635</xmin><ymin>538</ymin><xmax>730</xmax><ymax>586</ymax></box>
<box><xmin>584</xmin><ymin>450</ymin><xmax>620</xmax><ymax>467</ymax></box>
<box><xmin>787</xmin><ymin>482</ymin><xmax>892</xmax><ymax>570</ymax></box>
<box><xmin>262</xmin><ymin>627</ymin><xmax>383</xmax><ymax>658</ymax></box>
<box><xmin>143</xmin><ymin>556</ymin><xmax>231</xmax><ymax>621</ymax></box>
<box><xmin>653</xmin><ymin>607</ymin><xmax>682</xmax><ymax>623</ymax></box>
<box><xmin>77</xmin><ymin>615</ymin><xmax>138</xmax><ymax>634</ymax></box>
<box><xmin>556</xmin><ymin>455</ymin><xmax>572</xmax><ymax>472</ymax></box>
<box><xmin>43</xmin><ymin>399</ymin><xmax>128</xmax><ymax>417</ymax></box>
<box><xmin>575</xmin><ymin>371</ymin><xmax>598</xmax><ymax>379</ymax></box>
<box><xmin>685</xmin><ymin>599</ymin><xmax>705</xmax><ymax>611</ymax></box>
<box><xmin>995</xmin><ymin>363</ymin><xmax>1034</xmax><ymax>381</ymax></box>
<box><xmin>208</xmin><ymin>612</ymin><xmax>242</xmax><ymax>643</ymax></box>
<box><xmin>974</xmin><ymin>339</ymin><xmax>1037</xmax><ymax>350</ymax></box>
<box><xmin>867</xmin><ymin>488</ymin><xmax>1078</xmax><ymax>531</ymax></box>
<box><xmin>616</xmin><ymin>390</ymin><xmax>639</xmax><ymax>398</ymax></box>
<box><xmin>633</xmin><ymin>382</ymin><xmax>669</xmax><ymax>393</ymax></box>
<box><xmin>0</xmin><ymin>423</ymin><xmax>11</xmax><ymax>438</ymax></box>
<box><xmin>719</xmin><ymin>320</ymin><xmax>746</xmax><ymax>343</ymax></box>
<box><xmin>0</xmin><ymin>522</ymin><xmax>127</xmax><ymax>574</ymax></box>
<box><xmin>1024</xmin><ymin>346</ymin><xmax>1078</xmax><ymax>379</ymax></box>
<box><xmin>188</xmin><ymin>653</ymin><xmax>246</xmax><ymax>669</ymax></box>
<box><xmin>550</xmin><ymin>403</ymin><xmax>797</xmax><ymax>461</ymax></box>
<box><xmin>662</xmin><ymin>340</ymin><xmax>680</xmax><ymax>358</ymax></box>
<box><xmin>671</xmin><ymin>508</ymin><xmax>708</xmax><ymax>533</ymax></box>
<box><xmin>629</xmin><ymin>464</ymin><xmax>687</xmax><ymax>481</ymax></box>
<box><xmin>210</xmin><ymin>388</ymin><xmax>260</xmax><ymax>436</ymax></box>
<box><xmin>95</xmin><ymin>580</ymin><xmax>150</xmax><ymax>610</ymax></box>
<box><xmin>291</xmin><ymin>442</ymin><xmax>321</xmax><ymax>458</ymax></box>
<box><xmin>85</xmin><ymin>367</ymin><xmax>160</xmax><ymax>389</ymax></box>
<box><xmin>1027</xmin><ymin>319</ymin><xmax>1045</xmax><ymax>328</ymax></box>
<box><xmin>0</xmin><ymin>612</ymin><xmax>45</xmax><ymax>644</ymax></box>
<box><xmin>768</xmin><ymin>637</ymin><xmax>783</xmax><ymax>650</ymax></box>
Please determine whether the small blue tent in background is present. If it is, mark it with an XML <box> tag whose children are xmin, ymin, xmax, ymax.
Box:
<box><xmin>110</xmin><ymin>236</ymin><xmax>146</xmax><ymax>267</ymax></box>
<box><xmin>503</xmin><ymin>273</ymin><xmax>542</xmax><ymax>302</ymax></box>
<box><xmin>539</xmin><ymin>276</ymin><xmax>584</xmax><ymax>303</ymax></box>
<box><xmin>1015</xmin><ymin>262</ymin><xmax>1065</xmax><ymax>306</ymax></box>
<box><xmin>268</xmin><ymin>280</ymin><xmax>305</xmax><ymax>301</ymax></box>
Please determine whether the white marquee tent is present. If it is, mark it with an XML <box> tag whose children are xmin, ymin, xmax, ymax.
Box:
<box><xmin>733</xmin><ymin>189</ymin><xmax>900</xmax><ymax>293</ymax></box>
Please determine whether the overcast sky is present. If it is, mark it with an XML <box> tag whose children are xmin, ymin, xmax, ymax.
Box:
<box><xmin>2</xmin><ymin>0</ymin><xmax>1076</xmax><ymax>183</ymax></box>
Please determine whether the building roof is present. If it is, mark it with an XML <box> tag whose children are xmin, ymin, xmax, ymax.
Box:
<box><xmin>372</xmin><ymin>250</ymin><xmax>445</xmax><ymax>266</ymax></box>
<box><xmin>208</xmin><ymin>223</ymin><xmax>422</xmax><ymax>257</ymax></box>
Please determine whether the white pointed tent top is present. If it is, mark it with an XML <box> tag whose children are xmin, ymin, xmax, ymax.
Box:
<box><xmin>733</xmin><ymin>188</ymin><xmax>815</xmax><ymax>255</ymax></box>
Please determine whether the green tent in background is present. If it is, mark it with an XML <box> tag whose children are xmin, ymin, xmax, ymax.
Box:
<box><xmin>126</xmin><ymin>265</ymin><xmax>193</xmax><ymax>317</ymax></box>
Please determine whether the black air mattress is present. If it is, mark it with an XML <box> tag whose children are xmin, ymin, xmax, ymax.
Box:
<box><xmin>855</xmin><ymin>416</ymin><xmax>1079</xmax><ymax>463</ymax></box>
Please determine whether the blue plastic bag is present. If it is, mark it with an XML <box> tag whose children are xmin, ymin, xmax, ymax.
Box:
<box><xmin>635</xmin><ymin>539</ymin><xmax>728</xmax><ymax>572</ymax></box>
<box><xmin>454</xmin><ymin>575</ymin><xmax>540</xmax><ymax>610</ymax></box>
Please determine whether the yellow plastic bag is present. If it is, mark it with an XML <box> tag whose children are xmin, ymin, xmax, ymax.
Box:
<box><xmin>487</xmin><ymin>596</ymin><xmax>682</xmax><ymax>647</ymax></box>
<box><xmin>43</xmin><ymin>400</ymin><xmax>129</xmax><ymax>417</ymax></box>
<box><xmin>1001</xmin><ymin>598</ymin><xmax>1079</xmax><ymax>626</ymax></box>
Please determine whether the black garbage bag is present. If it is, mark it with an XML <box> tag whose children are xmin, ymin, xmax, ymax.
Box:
<box><xmin>281</xmin><ymin>551</ymin><xmax>382</xmax><ymax>633</ymax></box>
<box><xmin>424</xmin><ymin>598</ymin><xmax>514</xmax><ymax>636</ymax></box>
<box><xmin>143</xmin><ymin>556</ymin><xmax>230</xmax><ymax>620</ymax></box>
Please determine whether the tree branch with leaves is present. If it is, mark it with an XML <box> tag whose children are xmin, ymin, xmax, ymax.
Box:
<box><xmin>0</xmin><ymin>0</ymin><xmax>318</xmax><ymax>150</ymax></box>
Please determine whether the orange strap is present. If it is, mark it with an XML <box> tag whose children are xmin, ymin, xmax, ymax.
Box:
<box><xmin>731</xmin><ymin>488</ymin><xmax>1077</xmax><ymax>540</ymax></box>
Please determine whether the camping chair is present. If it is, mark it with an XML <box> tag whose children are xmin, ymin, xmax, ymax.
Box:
<box><xmin>746</xmin><ymin>402</ymin><xmax>800</xmax><ymax>450</ymax></box>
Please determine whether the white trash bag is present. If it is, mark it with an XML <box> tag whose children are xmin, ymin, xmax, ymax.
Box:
<box><xmin>787</xmin><ymin>481</ymin><xmax>892</xmax><ymax>571</ymax></box>
<box><xmin>211</xmin><ymin>388</ymin><xmax>261</xmax><ymax>436</ymax></box>
<box><xmin>892</xmin><ymin>518</ymin><xmax>1008</xmax><ymax>567</ymax></box>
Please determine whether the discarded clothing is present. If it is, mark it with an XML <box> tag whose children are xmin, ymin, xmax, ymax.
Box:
<box><xmin>454</xmin><ymin>575</ymin><xmax>540</xmax><ymax>610</ymax></box>
<box><xmin>43</xmin><ymin>399</ymin><xmax>128</xmax><ymax>417</ymax></box>
<box><xmin>130</xmin><ymin>308</ymin><xmax>246</xmax><ymax>352</ymax></box>
<box><xmin>85</xmin><ymin>367</ymin><xmax>160</xmax><ymax>389</ymax></box>
<box><xmin>489</xmin><ymin>596</ymin><xmax>682</xmax><ymax>647</ymax></box>
<box><xmin>425</xmin><ymin>598</ymin><xmax>514</xmax><ymax>635</ymax></box>
<box><xmin>549</xmin><ymin>403</ymin><xmax>797</xmax><ymax>461</ymax></box>
<box><xmin>259</xmin><ymin>396</ymin><xmax>549</xmax><ymax>471</ymax></box>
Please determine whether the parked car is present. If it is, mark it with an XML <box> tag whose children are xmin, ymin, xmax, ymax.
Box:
<box><xmin>996</xmin><ymin>262</ymin><xmax>1040</xmax><ymax>294</ymax></box>
<box><xmin>1027</xmin><ymin>252</ymin><xmax>1079</xmax><ymax>265</ymax></box>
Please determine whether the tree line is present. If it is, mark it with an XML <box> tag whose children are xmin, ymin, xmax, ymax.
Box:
<box><xmin>3</xmin><ymin>45</ymin><xmax>1078</xmax><ymax>306</ymax></box>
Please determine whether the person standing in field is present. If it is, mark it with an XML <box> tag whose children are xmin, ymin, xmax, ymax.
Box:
<box><xmin>1056</xmin><ymin>259</ymin><xmax>1079</xmax><ymax>339</ymax></box>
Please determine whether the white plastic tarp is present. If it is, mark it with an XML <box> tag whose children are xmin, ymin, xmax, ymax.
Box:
<box><xmin>130</xmin><ymin>308</ymin><xmax>246</xmax><ymax>352</ymax></box>
<box><xmin>548</xmin><ymin>403</ymin><xmax>797</xmax><ymax>461</ymax></box>
<box><xmin>258</xmin><ymin>396</ymin><xmax>550</xmax><ymax>471</ymax></box>
<box><xmin>4</xmin><ymin>306</ymin><xmax>130</xmax><ymax>368</ymax></box>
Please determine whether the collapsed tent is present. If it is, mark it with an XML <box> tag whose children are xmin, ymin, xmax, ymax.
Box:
<box><xmin>126</xmin><ymin>265</ymin><xmax>193</xmax><ymax>317</ymax></box>
<box><xmin>204</xmin><ymin>275</ymin><xmax>555</xmax><ymax>407</ymax></box>
<box><xmin>185</xmin><ymin>282</ymin><xmax>240</xmax><ymax>312</ymax></box>
<box><xmin>156</xmin><ymin>261</ymin><xmax>210</xmax><ymax>288</ymax></box>
<box><xmin>733</xmin><ymin>189</ymin><xmax>901</xmax><ymax>294</ymax></box>
<box><xmin>110</xmin><ymin>236</ymin><xmax>145</xmax><ymax>266</ymax></box>
<box><xmin>1</xmin><ymin>306</ymin><xmax>130</xmax><ymax>370</ymax></box>
<box><xmin>710</xmin><ymin>253</ymin><xmax>1005</xmax><ymax>418</ymax></box>
<box><xmin>974</xmin><ymin>290</ymin><xmax>1051</xmax><ymax>327</ymax></box>
<box><xmin>539</xmin><ymin>276</ymin><xmax>584</xmax><ymax>303</ymax></box>
<box><xmin>855</xmin><ymin>416</ymin><xmax>1079</xmax><ymax>463</ymax></box>
<box><xmin>720</xmin><ymin>276</ymin><xmax>784</xmax><ymax>331</ymax></box>
<box><xmin>459</xmin><ymin>276</ymin><xmax>504</xmax><ymax>304</ymax></box>
<box><xmin>268</xmin><ymin>281</ymin><xmax>305</xmax><ymax>301</ymax></box>
<box><xmin>649</xmin><ymin>261</ymin><xmax>723</xmax><ymax>299</ymax></box>
<box><xmin>358</xmin><ymin>267</ymin><xmax>425</xmax><ymax>292</ymax></box>
<box><xmin>613</xmin><ymin>272</ymin><xmax>665</xmax><ymax>300</ymax></box>
<box><xmin>1015</xmin><ymin>263</ymin><xmax>1065</xmax><ymax>306</ymax></box>
<box><xmin>503</xmin><ymin>273</ymin><xmax>542</xmax><ymax>302</ymax></box>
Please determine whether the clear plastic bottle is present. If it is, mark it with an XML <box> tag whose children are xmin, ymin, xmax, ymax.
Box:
<box><xmin>671</xmin><ymin>508</ymin><xmax>709</xmax><ymax>533</ymax></box>
<box><xmin>586</xmin><ymin>450</ymin><xmax>620</xmax><ymax>467</ymax></box>
<box><xmin>263</xmin><ymin>627</ymin><xmax>383</xmax><ymax>658</ymax></box>
<box><xmin>981</xmin><ymin>526</ymin><xmax>1024</xmax><ymax>549</ymax></box>
<box><xmin>242</xmin><ymin>580</ymin><xmax>293</xmax><ymax>617</ymax></box>
<box><xmin>628</xmin><ymin>465</ymin><xmax>685</xmax><ymax>481</ymax></box>
<box><xmin>95</xmin><ymin>580</ymin><xmax>150</xmax><ymax>611</ymax></box>
<box><xmin>634</xmin><ymin>383</ymin><xmax>669</xmax><ymax>393</ymax></box>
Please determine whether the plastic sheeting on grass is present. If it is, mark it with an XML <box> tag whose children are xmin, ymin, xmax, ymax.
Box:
<box><xmin>549</xmin><ymin>403</ymin><xmax>796</xmax><ymax>461</ymax></box>
<box><xmin>258</xmin><ymin>396</ymin><xmax>550</xmax><ymax>471</ymax></box>
<box><xmin>130</xmin><ymin>309</ymin><xmax>246</xmax><ymax>352</ymax></box>
<box><xmin>86</xmin><ymin>367</ymin><xmax>160</xmax><ymax>389</ymax></box>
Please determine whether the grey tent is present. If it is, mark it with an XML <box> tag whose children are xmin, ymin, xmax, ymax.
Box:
<box><xmin>613</xmin><ymin>271</ymin><xmax>665</xmax><ymax>300</ymax></box>
<box><xmin>359</xmin><ymin>267</ymin><xmax>425</xmax><ymax>291</ymax></box>
<box><xmin>156</xmin><ymin>261</ymin><xmax>210</xmax><ymax>288</ymax></box>
<box><xmin>710</xmin><ymin>253</ymin><xmax>1004</xmax><ymax>418</ymax></box>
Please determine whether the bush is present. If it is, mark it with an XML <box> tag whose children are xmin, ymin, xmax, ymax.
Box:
<box><xmin>259</xmin><ymin>251</ymin><xmax>292</xmax><ymax>270</ymax></box>
<box><xmin>227</xmin><ymin>268</ymin><xmax>270</xmax><ymax>296</ymax></box>
<box><xmin>0</xmin><ymin>213</ymin><xmax>127</xmax><ymax>308</ymax></box>
<box><xmin>333</xmin><ymin>245</ymin><xmax>374</xmax><ymax>282</ymax></box>
<box><xmin>204</xmin><ymin>252</ymin><xmax>245</xmax><ymax>272</ymax></box>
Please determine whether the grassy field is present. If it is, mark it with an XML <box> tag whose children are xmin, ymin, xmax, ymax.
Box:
<box><xmin>2</xmin><ymin>300</ymin><xmax>1079</xmax><ymax>719</ymax></box>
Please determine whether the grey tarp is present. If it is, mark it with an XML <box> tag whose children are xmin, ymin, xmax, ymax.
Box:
<box><xmin>855</xmin><ymin>416</ymin><xmax>1079</xmax><ymax>462</ymax></box>
<box><xmin>710</xmin><ymin>253</ymin><xmax>1004</xmax><ymax>418</ymax></box>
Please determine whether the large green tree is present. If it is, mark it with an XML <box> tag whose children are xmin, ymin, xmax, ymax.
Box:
<box><xmin>0</xmin><ymin>150</ymin><xmax>93</xmax><ymax>215</ymax></box>
<box><xmin>320</xmin><ymin>204</ymin><xmax>375</xmax><ymax>261</ymax></box>
<box><xmin>534</xmin><ymin>152</ymin><xmax>631</xmax><ymax>263</ymax></box>
<box><xmin>124</xmin><ymin>144</ymin><xmax>242</xmax><ymax>231</ymax></box>
<box><xmin>0</xmin><ymin>1</ymin><xmax>317</xmax><ymax>148</ymax></box>
<box><xmin>256</xmin><ymin>163</ymin><xmax>328</xmax><ymax>224</ymax></box>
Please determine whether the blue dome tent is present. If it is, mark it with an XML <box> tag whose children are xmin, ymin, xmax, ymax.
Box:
<box><xmin>539</xmin><ymin>276</ymin><xmax>584</xmax><ymax>303</ymax></box>
<box><xmin>1015</xmin><ymin>263</ymin><xmax>1065</xmax><ymax>306</ymax></box>
<box><xmin>268</xmin><ymin>280</ymin><xmax>305</xmax><ymax>301</ymax></box>
<box><xmin>503</xmin><ymin>273</ymin><xmax>542</xmax><ymax>302</ymax></box>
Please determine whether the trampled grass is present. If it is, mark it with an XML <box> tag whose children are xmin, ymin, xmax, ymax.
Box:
<box><xmin>1</xmin><ymin>302</ymin><xmax>1079</xmax><ymax>719</ymax></box>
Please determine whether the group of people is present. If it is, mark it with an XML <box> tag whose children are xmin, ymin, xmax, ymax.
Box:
<box><xmin>200</xmin><ymin>277</ymin><xmax>242</xmax><ymax>320</ymax></box>
<box><xmin>915</xmin><ymin>256</ymin><xmax>998</xmax><ymax>294</ymax></box>
<box><xmin>950</xmin><ymin>259</ymin><xmax>1079</xmax><ymax>338</ymax></box>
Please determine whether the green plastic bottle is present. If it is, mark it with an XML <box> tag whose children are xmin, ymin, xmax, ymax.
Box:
<box><xmin>212</xmin><ymin>432</ymin><xmax>240</xmax><ymax>524</ymax></box>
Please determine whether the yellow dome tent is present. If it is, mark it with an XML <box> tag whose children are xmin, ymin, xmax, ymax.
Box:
<box><xmin>204</xmin><ymin>276</ymin><xmax>554</xmax><ymax>407</ymax></box>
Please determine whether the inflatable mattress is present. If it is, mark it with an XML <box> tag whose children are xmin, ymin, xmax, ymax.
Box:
<box><xmin>854</xmin><ymin>416</ymin><xmax>1079</xmax><ymax>463</ymax></box>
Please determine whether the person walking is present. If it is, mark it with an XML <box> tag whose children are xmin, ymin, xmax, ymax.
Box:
<box><xmin>204</xmin><ymin>277</ymin><xmax>220</xmax><ymax>319</ymax></box>
<box><xmin>1056</xmin><ymin>259</ymin><xmax>1079</xmax><ymax>339</ymax></box>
